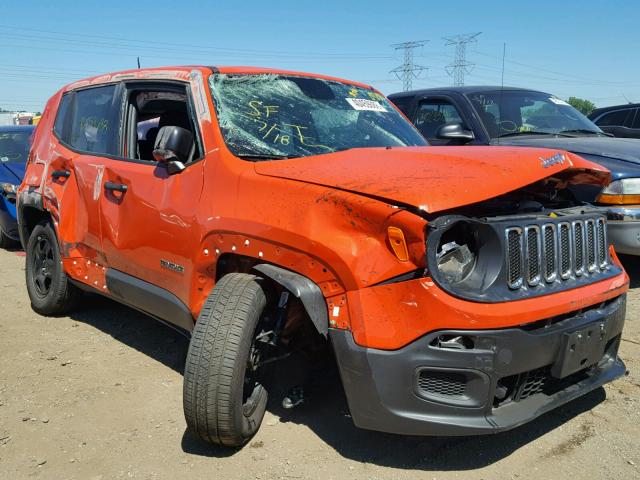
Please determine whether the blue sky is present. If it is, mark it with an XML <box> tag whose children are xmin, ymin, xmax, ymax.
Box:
<box><xmin>1</xmin><ymin>0</ymin><xmax>638</xmax><ymax>112</ymax></box>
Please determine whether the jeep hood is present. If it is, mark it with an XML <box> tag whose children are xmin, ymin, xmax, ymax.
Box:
<box><xmin>254</xmin><ymin>146</ymin><xmax>609</xmax><ymax>213</ymax></box>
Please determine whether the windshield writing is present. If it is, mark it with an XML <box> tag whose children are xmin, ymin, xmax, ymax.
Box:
<box><xmin>209</xmin><ymin>74</ymin><xmax>426</xmax><ymax>160</ymax></box>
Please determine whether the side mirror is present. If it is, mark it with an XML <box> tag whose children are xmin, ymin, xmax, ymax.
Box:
<box><xmin>153</xmin><ymin>126</ymin><xmax>194</xmax><ymax>174</ymax></box>
<box><xmin>436</xmin><ymin>123</ymin><xmax>475</xmax><ymax>142</ymax></box>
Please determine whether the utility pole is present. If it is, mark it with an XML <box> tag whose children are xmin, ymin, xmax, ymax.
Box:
<box><xmin>390</xmin><ymin>40</ymin><xmax>428</xmax><ymax>91</ymax></box>
<box><xmin>443</xmin><ymin>32</ymin><xmax>481</xmax><ymax>86</ymax></box>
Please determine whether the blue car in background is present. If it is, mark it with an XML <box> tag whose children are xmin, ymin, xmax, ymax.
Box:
<box><xmin>0</xmin><ymin>125</ymin><xmax>34</xmax><ymax>248</ymax></box>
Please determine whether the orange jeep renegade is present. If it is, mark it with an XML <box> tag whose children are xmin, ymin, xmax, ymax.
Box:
<box><xmin>18</xmin><ymin>66</ymin><xmax>628</xmax><ymax>447</ymax></box>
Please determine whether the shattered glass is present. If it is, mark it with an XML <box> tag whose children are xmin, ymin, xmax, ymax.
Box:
<box><xmin>209</xmin><ymin>74</ymin><xmax>426</xmax><ymax>160</ymax></box>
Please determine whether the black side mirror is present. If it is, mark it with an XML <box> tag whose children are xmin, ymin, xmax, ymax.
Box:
<box><xmin>153</xmin><ymin>126</ymin><xmax>194</xmax><ymax>174</ymax></box>
<box><xmin>436</xmin><ymin>123</ymin><xmax>475</xmax><ymax>142</ymax></box>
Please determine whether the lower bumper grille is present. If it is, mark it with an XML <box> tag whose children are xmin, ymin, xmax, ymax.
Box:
<box><xmin>417</xmin><ymin>370</ymin><xmax>467</xmax><ymax>397</ymax></box>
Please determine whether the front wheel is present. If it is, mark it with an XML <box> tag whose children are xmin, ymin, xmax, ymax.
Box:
<box><xmin>183</xmin><ymin>273</ymin><xmax>269</xmax><ymax>447</ymax></box>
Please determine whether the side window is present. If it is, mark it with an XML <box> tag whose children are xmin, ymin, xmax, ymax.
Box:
<box><xmin>53</xmin><ymin>93</ymin><xmax>72</xmax><ymax>141</ymax></box>
<box><xmin>414</xmin><ymin>100</ymin><xmax>463</xmax><ymax>140</ymax></box>
<box><xmin>630</xmin><ymin>109</ymin><xmax>640</xmax><ymax>129</ymax></box>
<box><xmin>596</xmin><ymin>109</ymin><xmax>631</xmax><ymax>127</ymax></box>
<box><xmin>68</xmin><ymin>85</ymin><xmax>118</xmax><ymax>155</ymax></box>
<box><xmin>389</xmin><ymin>96</ymin><xmax>413</xmax><ymax>117</ymax></box>
<box><xmin>125</xmin><ymin>86</ymin><xmax>202</xmax><ymax>162</ymax></box>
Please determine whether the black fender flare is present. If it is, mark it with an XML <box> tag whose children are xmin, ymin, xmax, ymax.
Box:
<box><xmin>16</xmin><ymin>189</ymin><xmax>45</xmax><ymax>249</ymax></box>
<box><xmin>252</xmin><ymin>263</ymin><xmax>328</xmax><ymax>338</ymax></box>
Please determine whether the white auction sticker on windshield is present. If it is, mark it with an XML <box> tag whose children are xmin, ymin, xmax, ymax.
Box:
<box><xmin>345</xmin><ymin>98</ymin><xmax>387</xmax><ymax>112</ymax></box>
<box><xmin>549</xmin><ymin>97</ymin><xmax>570</xmax><ymax>106</ymax></box>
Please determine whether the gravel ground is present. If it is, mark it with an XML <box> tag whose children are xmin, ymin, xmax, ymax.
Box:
<box><xmin>0</xmin><ymin>247</ymin><xmax>638</xmax><ymax>480</ymax></box>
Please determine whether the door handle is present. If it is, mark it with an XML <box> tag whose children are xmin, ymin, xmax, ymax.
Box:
<box><xmin>51</xmin><ymin>169</ymin><xmax>70</xmax><ymax>179</ymax></box>
<box><xmin>104</xmin><ymin>182</ymin><xmax>128</xmax><ymax>193</ymax></box>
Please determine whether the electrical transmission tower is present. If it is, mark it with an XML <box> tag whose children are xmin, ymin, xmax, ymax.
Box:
<box><xmin>444</xmin><ymin>32</ymin><xmax>481</xmax><ymax>86</ymax></box>
<box><xmin>390</xmin><ymin>40</ymin><xmax>428</xmax><ymax>91</ymax></box>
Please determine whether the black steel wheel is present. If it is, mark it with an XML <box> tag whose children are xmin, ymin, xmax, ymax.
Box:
<box><xmin>25</xmin><ymin>221</ymin><xmax>80</xmax><ymax>315</ymax></box>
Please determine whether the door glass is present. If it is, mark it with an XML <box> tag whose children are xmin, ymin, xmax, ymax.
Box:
<box><xmin>596</xmin><ymin>109</ymin><xmax>630</xmax><ymax>127</ymax></box>
<box><xmin>631</xmin><ymin>109</ymin><xmax>640</xmax><ymax>129</ymax></box>
<box><xmin>414</xmin><ymin>100</ymin><xmax>463</xmax><ymax>140</ymax></box>
<box><xmin>69</xmin><ymin>85</ymin><xmax>118</xmax><ymax>155</ymax></box>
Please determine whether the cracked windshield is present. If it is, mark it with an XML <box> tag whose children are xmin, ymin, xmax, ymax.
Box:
<box><xmin>209</xmin><ymin>74</ymin><xmax>427</xmax><ymax>160</ymax></box>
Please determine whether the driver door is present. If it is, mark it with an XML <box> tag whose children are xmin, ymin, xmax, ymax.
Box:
<box><xmin>98</xmin><ymin>81</ymin><xmax>205</xmax><ymax>306</ymax></box>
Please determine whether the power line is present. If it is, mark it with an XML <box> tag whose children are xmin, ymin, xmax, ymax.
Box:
<box><xmin>443</xmin><ymin>32</ymin><xmax>481</xmax><ymax>86</ymax></box>
<box><xmin>389</xmin><ymin>40</ymin><xmax>428</xmax><ymax>92</ymax></box>
<box><xmin>0</xmin><ymin>25</ymin><xmax>393</xmax><ymax>60</ymax></box>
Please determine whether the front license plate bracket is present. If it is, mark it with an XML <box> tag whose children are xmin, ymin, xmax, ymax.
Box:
<box><xmin>551</xmin><ymin>321</ymin><xmax>608</xmax><ymax>379</ymax></box>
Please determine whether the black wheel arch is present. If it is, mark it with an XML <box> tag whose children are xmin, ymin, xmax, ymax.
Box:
<box><xmin>17</xmin><ymin>190</ymin><xmax>50</xmax><ymax>249</ymax></box>
<box><xmin>251</xmin><ymin>263</ymin><xmax>328</xmax><ymax>338</ymax></box>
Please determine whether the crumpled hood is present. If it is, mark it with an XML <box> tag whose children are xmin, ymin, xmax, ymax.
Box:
<box><xmin>494</xmin><ymin>136</ymin><xmax>640</xmax><ymax>164</ymax></box>
<box><xmin>254</xmin><ymin>146</ymin><xmax>609</xmax><ymax>213</ymax></box>
<box><xmin>0</xmin><ymin>161</ymin><xmax>24</xmax><ymax>184</ymax></box>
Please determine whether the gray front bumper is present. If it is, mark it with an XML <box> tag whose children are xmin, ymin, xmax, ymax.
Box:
<box><xmin>331</xmin><ymin>295</ymin><xmax>626</xmax><ymax>436</ymax></box>
<box><xmin>607</xmin><ymin>206</ymin><xmax>640</xmax><ymax>255</ymax></box>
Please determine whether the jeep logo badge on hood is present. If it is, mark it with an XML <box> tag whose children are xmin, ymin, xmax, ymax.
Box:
<box><xmin>541</xmin><ymin>153</ymin><xmax>565</xmax><ymax>168</ymax></box>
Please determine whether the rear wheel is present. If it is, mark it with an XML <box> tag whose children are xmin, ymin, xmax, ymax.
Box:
<box><xmin>183</xmin><ymin>273</ymin><xmax>269</xmax><ymax>447</ymax></box>
<box><xmin>25</xmin><ymin>221</ymin><xmax>80</xmax><ymax>315</ymax></box>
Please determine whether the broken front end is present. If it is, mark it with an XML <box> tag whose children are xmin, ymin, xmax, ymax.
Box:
<box><xmin>332</xmin><ymin>165</ymin><xmax>628</xmax><ymax>435</ymax></box>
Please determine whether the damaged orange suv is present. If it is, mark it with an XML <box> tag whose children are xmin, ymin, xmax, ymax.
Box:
<box><xmin>18</xmin><ymin>66</ymin><xmax>628</xmax><ymax>447</ymax></box>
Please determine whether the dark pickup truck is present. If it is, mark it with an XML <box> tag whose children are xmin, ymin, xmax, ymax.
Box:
<box><xmin>389</xmin><ymin>87</ymin><xmax>640</xmax><ymax>255</ymax></box>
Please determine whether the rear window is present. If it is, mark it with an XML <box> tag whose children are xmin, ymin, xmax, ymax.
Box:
<box><xmin>53</xmin><ymin>93</ymin><xmax>72</xmax><ymax>140</ymax></box>
<box><xmin>60</xmin><ymin>85</ymin><xmax>119</xmax><ymax>156</ymax></box>
<box><xmin>596</xmin><ymin>109</ymin><xmax>631</xmax><ymax>127</ymax></box>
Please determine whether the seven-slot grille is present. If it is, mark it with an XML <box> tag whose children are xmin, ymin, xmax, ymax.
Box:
<box><xmin>505</xmin><ymin>217</ymin><xmax>608</xmax><ymax>290</ymax></box>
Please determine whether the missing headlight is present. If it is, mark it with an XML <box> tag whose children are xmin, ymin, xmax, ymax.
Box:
<box><xmin>435</xmin><ymin>221</ymin><xmax>477</xmax><ymax>284</ymax></box>
<box><xmin>427</xmin><ymin>215</ymin><xmax>503</xmax><ymax>298</ymax></box>
<box><xmin>437</xmin><ymin>241</ymin><xmax>475</xmax><ymax>283</ymax></box>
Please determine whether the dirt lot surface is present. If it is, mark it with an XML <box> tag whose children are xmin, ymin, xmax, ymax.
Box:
<box><xmin>0</xmin><ymin>248</ymin><xmax>639</xmax><ymax>480</ymax></box>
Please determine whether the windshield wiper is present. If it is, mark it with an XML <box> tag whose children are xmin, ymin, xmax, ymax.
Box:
<box><xmin>237</xmin><ymin>153</ymin><xmax>301</xmax><ymax>160</ymax></box>
<box><xmin>559</xmin><ymin>129</ymin><xmax>612</xmax><ymax>137</ymax></box>
<box><xmin>498</xmin><ymin>131</ymin><xmax>574</xmax><ymax>138</ymax></box>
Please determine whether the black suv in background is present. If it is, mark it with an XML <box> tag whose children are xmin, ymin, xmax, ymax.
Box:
<box><xmin>389</xmin><ymin>87</ymin><xmax>640</xmax><ymax>255</ymax></box>
<box><xmin>589</xmin><ymin>103</ymin><xmax>640</xmax><ymax>138</ymax></box>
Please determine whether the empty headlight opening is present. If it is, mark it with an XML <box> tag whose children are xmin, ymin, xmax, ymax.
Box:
<box><xmin>436</xmin><ymin>222</ymin><xmax>477</xmax><ymax>284</ymax></box>
<box><xmin>429</xmin><ymin>217</ymin><xmax>503</xmax><ymax>293</ymax></box>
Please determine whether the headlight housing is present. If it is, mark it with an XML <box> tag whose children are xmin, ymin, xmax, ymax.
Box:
<box><xmin>0</xmin><ymin>182</ymin><xmax>18</xmax><ymax>195</ymax></box>
<box><xmin>597</xmin><ymin>178</ymin><xmax>640</xmax><ymax>205</ymax></box>
<box><xmin>428</xmin><ymin>217</ymin><xmax>502</xmax><ymax>293</ymax></box>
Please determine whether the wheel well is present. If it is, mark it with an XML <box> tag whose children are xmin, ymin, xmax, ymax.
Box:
<box><xmin>19</xmin><ymin>206</ymin><xmax>51</xmax><ymax>245</ymax></box>
<box><xmin>216</xmin><ymin>253</ymin><xmax>328</xmax><ymax>353</ymax></box>
<box><xmin>215</xmin><ymin>253</ymin><xmax>259</xmax><ymax>280</ymax></box>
